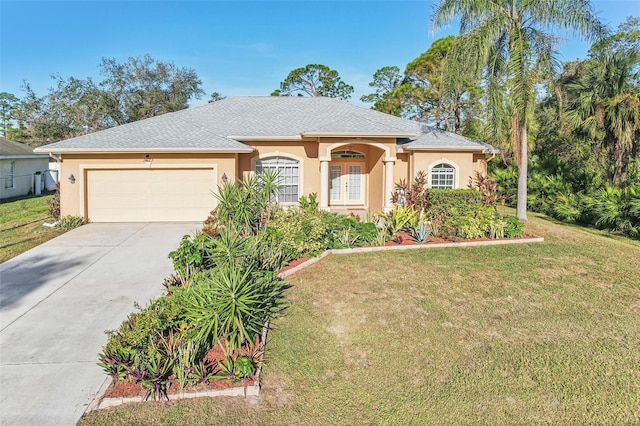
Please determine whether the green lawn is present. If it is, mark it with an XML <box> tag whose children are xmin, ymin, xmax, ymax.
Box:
<box><xmin>0</xmin><ymin>194</ymin><xmax>64</xmax><ymax>263</ymax></box>
<box><xmin>79</xmin><ymin>213</ymin><xmax>640</xmax><ymax>425</ymax></box>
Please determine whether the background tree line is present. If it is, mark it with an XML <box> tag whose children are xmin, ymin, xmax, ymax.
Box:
<box><xmin>0</xmin><ymin>55</ymin><xmax>206</xmax><ymax>145</ymax></box>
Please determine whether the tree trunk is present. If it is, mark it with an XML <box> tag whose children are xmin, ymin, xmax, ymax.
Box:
<box><xmin>516</xmin><ymin>124</ymin><xmax>528</xmax><ymax>222</ymax></box>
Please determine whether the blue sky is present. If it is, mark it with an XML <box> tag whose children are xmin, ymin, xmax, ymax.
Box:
<box><xmin>1</xmin><ymin>1</ymin><xmax>638</xmax><ymax>106</ymax></box>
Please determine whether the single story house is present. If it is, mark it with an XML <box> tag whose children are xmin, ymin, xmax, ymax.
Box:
<box><xmin>34</xmin><ymin>96</ymin><xmax>497</xmax><ymax>222</ymax></box>
<box><xmin>1</xmin><ymin>138</ymin><xmax>50</xmax><ymax>200</ymax></box>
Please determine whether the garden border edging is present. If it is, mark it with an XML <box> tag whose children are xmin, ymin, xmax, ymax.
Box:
<box><xmin>277</xmin><ymin>236</ymin><xmax>544</xmax><ymax>279</ymax></box>
<box><xmin>88</xmin><ymin>379</ymin><xmax>260</xmax><ymax>412</ymax></box>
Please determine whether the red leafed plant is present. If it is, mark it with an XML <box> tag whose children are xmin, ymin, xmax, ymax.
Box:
<box><xmin>391</xmin><ymin>170</ymin><xmax>429</xmax><ymax>212</ymax></box>
<box><xmin>469</xmin><ymin>171</ymin><xmax>504</xmax><ymax>206</ymax></box>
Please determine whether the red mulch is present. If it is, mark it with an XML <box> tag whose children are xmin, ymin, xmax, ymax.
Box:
<box><xmin>104</xmin><ymin>376</ymin><xmax>257</xmax><ymax>399</ymax></box>
<box><xmin>203</xmin><ymin>345</ymin><xmax>227</xmax><ymax>363</ymax></box>
<box><xmin>278</xmin><ymin>257</ymin><xmax>310</xmax><ymax>274</ymax></box>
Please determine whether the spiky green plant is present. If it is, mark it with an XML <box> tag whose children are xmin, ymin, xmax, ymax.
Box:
<box><xmin>185</xmin><ymin>265</ymin><xmax>288</xmax><ymax>352</ymax></box>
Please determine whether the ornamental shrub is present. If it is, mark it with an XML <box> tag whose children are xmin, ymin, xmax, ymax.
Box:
<box><xmin>262</xmin><ymin>208</ymin><xmax>325</xmax><ymax>260</ymax></box>
<box><xmin>426</xmin><ymin>189</ymin><xmax>483</xmax><ymax>224</ymax></box>
<box><xmin>430</xmin><ymin>194</ymin><xmax>502</xmax><ymax>240</ymax></box>
<box><xmin>503</xmin><ymin>215</ymin><xmax>525</xmax><ymax>238</ymax></box>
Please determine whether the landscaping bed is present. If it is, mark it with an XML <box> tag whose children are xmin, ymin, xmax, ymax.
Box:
<box><xmin>91</xmin><ymin>172</ymin><xmax>532</xmax><ymax>411</ymax></box>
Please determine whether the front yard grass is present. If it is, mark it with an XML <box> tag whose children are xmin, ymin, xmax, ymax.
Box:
<box><xmin>79</xmin><ymin>213</ymin><xmax>640</xmax><ymax>425</ymax></box>
<box><xmin>0</xmin><ymin>194</ymin><xmax>63</xmax><ymax>263</ymax></box>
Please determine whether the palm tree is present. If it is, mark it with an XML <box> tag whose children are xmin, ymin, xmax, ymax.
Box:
<box><xmin>564</xmin><ymin>52</ymin><xmax>640</xmax><ymax>187</ymax></box>
<box><xmin>432</xmin><ymin>0</ymin><xmax>605</xmax><ymax>221</ymax></box>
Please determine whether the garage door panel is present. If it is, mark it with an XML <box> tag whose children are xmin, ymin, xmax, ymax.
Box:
<box><xmin>87</xmin><ymin>169</ymin><xmax>216</xmax><ymax>222</ymax></box>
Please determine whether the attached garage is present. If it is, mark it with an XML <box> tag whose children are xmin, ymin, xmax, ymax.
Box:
<box><xmin>85</xmin><ymin>168</ymin><xmax>217</xmax><ymax>222</ymax></box>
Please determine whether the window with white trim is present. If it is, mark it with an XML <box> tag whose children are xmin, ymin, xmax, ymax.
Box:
<box><xmin>431</xmin><ymin>163</ymin><xmax>455</xmax><ymax>189</ymax></box>
<box><xmin>255</xmin><ymin>156</ymin><xmax>299</xmax><ymax>202</ymax></box>
<box><xmin>3</xmin><ymin>161</ymin><xmax>15</xmax><ymax>189</ymax></box>
<box><xmin>331</xmin><ymin>150</ymin><xmax>365</xmax><ymax>159</ymax></box>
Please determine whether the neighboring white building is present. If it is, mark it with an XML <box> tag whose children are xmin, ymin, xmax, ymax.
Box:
<box><xmin>1</xmin><ymin>137</ymin><xmax>50</xmax><ymax>200</ymax></box>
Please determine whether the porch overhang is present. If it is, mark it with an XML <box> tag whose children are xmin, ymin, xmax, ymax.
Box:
<box><xmin>302</xmin><ymin>132</ymin><xmax>417</xmax><ymax>138</ymax></box>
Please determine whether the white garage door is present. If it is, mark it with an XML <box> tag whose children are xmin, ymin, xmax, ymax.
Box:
<box><xmin>86</xmin><ymin>168</ymin><xmax>216</xmax><ymax>222</ymax></box>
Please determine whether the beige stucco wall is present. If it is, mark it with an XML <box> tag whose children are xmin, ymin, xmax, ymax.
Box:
<box><xmin>0</xmin><ymin>157</ymin><xmax>49</xmax><ymax>199</ymax></box>
<box><xmin>411</xmin><ymin>151</ymin><xmax>487</xmax><ymax>189</ymax></box>
<box><xmin>58</xmin><ymin>153</ymin><xmax>237</xmax><ymax>218</ymax></box>
<box><xmin>57</xmin><ymin>142</ymin><xmax>490</xmax><ymax>219</ymax></box>
<box><xmin>238</xmin><ymin>141</ymin><xmax>319</xmax><ymax>198</ymax></box>
<box><xmin>239</xmin><ymin>138</ymin><xmax>397</xmax><ymax>210</ymax></box>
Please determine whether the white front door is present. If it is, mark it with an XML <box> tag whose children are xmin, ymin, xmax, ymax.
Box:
<box><xmin>329</xmin><ymin>163</ymin><xmax>365</xmax><ymax>206</ymax></box>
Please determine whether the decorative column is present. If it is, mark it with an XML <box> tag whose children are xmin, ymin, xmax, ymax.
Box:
<box><xmin>383</xmin><ymin>158</ymin><xmax>395</xmax><ymax>212</ymax></box>
<box><xmin>319</xmin><ymin>158</ymin><xmax>330</xmax><ymax>211</ymax></box>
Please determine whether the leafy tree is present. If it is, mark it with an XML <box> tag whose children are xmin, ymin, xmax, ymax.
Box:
<box><xmin>360</xmin><ymin>37</ymin><xmax>483</xmax><ymax>136</ymax></box>
<box><xmin>402</xmin><ymin>36</ymin><xmax>482</xmax><ymax>135</ymax></box>
<box><xmin>98</xmin><ymin>54</ymin><xmax>204</xmax><ymax>125</ymax></box>
<box><xmin>590</xmin><ymin>16</ymin><xmax>640</xmax><ymax>56</ymax></box>
<box><xmin>0</xmin><ymin>92</ymin><xmax>19</xmax><ymax>138</ymax></box>
<box><xmin>272</xmin><ymin>64</ymin><xmax>354</xmax><ymax>100</ymax></box>
<box><xmin>360</xmin><ymin>66</ymin><xmax>405</xmax><ymax>115</ymax></box>
<box><xmin>13</xmin><ymin>82</ymin><xmax>70</xmax><ymax>144</ymax></box>
<box><xmin>432</xmin><ymin>0</ymin><xmax>605</xmax><ymax>221</ymax></box>
<box><xmin>208</xmin><ymin>92</ymin><xmax>226</xmax><ymax>103</ymax></box>
<box><xmin>11</xmin><ymin>55</ymin><xmax>206</xmax><ymax>143</ymax></box>
<box><xmin>13</xmin><ymin>77</ymin><xmax>109</xmax><ymax>144</ymax></box>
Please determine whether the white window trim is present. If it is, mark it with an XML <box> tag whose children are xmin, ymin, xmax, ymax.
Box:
<box><xmin>251</xmin><ymin>152</ymin><xmax>304</xmax><ymax>204</ymax></box>
<box><xmin>331</xmin><ymin>149</ymin><xmax>366</xmax><ymax>159</ymax></box>
<box><xmin>3</xmin><ymin>161</ymin><xmax>16</xmax><ymax>189</ymax></box>
<box><xmin>427</xmin><ymin>159</ymin><xmax>460</xmax><ymax>189</ymax></box>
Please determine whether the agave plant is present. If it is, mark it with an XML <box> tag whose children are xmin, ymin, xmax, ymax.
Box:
<box><xmin>410</xmin><ymin>221</ymin><xmax>432</xmax><ymax>243</ymax></box>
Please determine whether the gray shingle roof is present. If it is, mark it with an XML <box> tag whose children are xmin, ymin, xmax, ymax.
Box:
<box><xmin>182</xmin><ymin>96</ymin><xmax>421</xmax><ymax>137</ymax></box>
<box><xmin>0</xmin><ymin>137</ymin><xmax>48</xmax><ymax>157</ymax></box>
<box><xmin>399</xmin><ymin>126</ymin><xmax>499</xmax><ymax>153</ymax></box>
<box><xmin>34</xmin><ymin>97</ymin><xmax>494</xmax><ymax>153</ymax></box>
<box><xmin>34</xmin><ymin>111</ymin><xmax>252</xmax><ymax>153</ymax></box>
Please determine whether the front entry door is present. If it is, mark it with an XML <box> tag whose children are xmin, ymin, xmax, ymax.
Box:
<box><xmin>329</xmin><ymin>163</ymin><xmax>365</xmax><ymax>206</ymax></box>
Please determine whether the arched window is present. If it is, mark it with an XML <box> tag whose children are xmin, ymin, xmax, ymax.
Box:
<box><xmin>255</xmin><ymin>156</ymin><xmax>299</xmax><ymax>202</ymax></box>
<box><xmin>431</xmin><ymin>163</ymin><xmax>455</xmax><ymax>189</ymax></box>
<box><xmin>331</xmin><ymin>150</ymin><xmax>365</xmax><ymax>159</ymax></box>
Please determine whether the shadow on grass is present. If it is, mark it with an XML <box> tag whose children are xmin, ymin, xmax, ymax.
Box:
<box><xmin>0</xmin><ymin>218</ymin><xmax>49</xmax><ymax>236</ymax></box>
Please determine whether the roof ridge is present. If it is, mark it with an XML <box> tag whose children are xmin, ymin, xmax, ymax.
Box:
<box><xmin>307</xmin><ymin>111</ymin><xmax>419</xmax><ymax>134</ymax></box>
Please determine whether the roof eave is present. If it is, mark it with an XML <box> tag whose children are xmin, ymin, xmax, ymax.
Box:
<box><xmin>228</xmin><ymin>135</ymin><xmax>302</xmax><ymax>141</ymax></box>
<box><xmin>0</xmin><ymin>154</ymin><xmax>50</xmax><ymax>159</ymax></box>
<box><xmin>33</xmin><ymin>147</ymin><xmax>255</xmax><ymax>154</ymax></box>
<box><xmin>400</xmin><ymin>146</ymin><xmax>488</xmax><ymax>152</ymax></box>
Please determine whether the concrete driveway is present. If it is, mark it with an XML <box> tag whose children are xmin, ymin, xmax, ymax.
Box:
<box><xmin>0</xmin><ymin>222</ymin><xmax>200</xmax><ymax>425</ymax></box>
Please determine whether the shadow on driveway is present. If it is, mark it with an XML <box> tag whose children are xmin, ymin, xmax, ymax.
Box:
<box><xmin>0</xmin><ymin>222</ymin><xmax>199</xmax><ymax>425</ymax></box>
